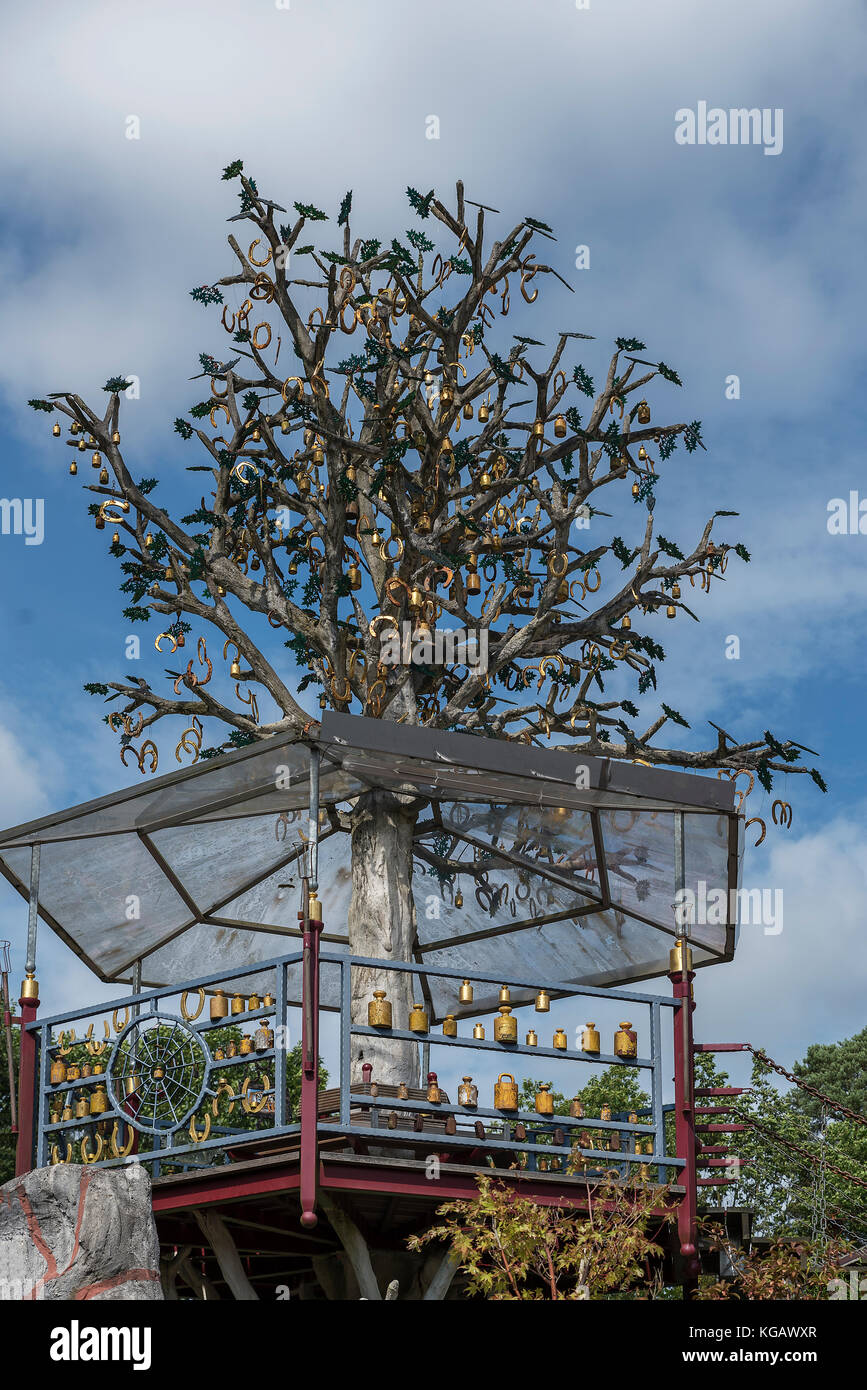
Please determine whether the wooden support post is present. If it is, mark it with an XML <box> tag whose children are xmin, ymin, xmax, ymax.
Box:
<box><xmin>423</xmin><ymin>1246</ymin><xmax>461</xmax><ymax>1300</ymax></box>
<box><xmin>195</xmin><ymin>1209</ymin><xmax>259</xmax><ymax>1301</ymax></box>
<box><xmin>320</xmin><ymin>1191</ymin><xmax>382</xmax><ymax>1301</ymax></box>
<box><xmin>178</xmin><ymin>1253</ymin><xmax>221</xmax><ymax>1301</ymax></box>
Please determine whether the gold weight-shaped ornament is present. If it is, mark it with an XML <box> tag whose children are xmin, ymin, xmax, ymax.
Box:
<box><xmin>242</xmin><ymin>1074</ymin><xmax>271</xmax><ymax>1113</ymax></box>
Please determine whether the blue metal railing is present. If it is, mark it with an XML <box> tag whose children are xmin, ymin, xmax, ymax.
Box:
<box><xmin>29</xmin><ymin>949</ymin><xmax>683</xmax><ymax>1182</ymax></box>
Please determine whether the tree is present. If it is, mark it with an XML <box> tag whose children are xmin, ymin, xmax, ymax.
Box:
<box><xmin>28</xmin><ymin>165</ymin><xmax>825</xmax><ymax>1085</ymax></box>
<box><xmin>409</xmin><ymin>1173</ymin><xmax>674</xmax><ymax>1299</ymax></box>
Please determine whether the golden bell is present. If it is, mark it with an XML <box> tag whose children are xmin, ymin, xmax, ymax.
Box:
<box><xmin>280</xmin><ymin>418</ymin><xmax>290</xmax><ymax>433</ymax></box>
<box><xmin>231</xmin><ymin>993</ymin><xmax>245</xmax><ymax>1015</ymax></box>
<box><xmin>210</xmin><ymin>989</ymin><xmax>229</xmax><ymax>1020</ymax></box>
<box><xmin>99</xmin><ymin>467</ymin><xmax>109</xmax><ymax>484</ymax></box>
<box><xmin>77</xmin><ymin>438</ymin><xmax>86</xmax><ymax>451</ymax></box>
<box><xmin>631</xmin><ymin>481</ymin><xmax>640</xmax><ymax>498</ymax></box>
<box><xmin>50</xmin><ymin>1057</ymin><xmax>67</xmax><ymax>1086</ymax></box>
<box><xmin>525</xmin><ymin>1028</ymin><xmax>538</xmax><ymax>1046</ymax></box>
<box><xmin>69</xmin><ymin>462</ymin><xmax>77</xmax><ymax>475</ymax></box>
<box><xmin>89</xmin><ymin>1084</ymin><xmax>108</xmax><ymax>1116</ymax></box>
<box><xmin>112</xmin><ymin>430</ymin><xmax>120</xmax><ymax>444</ymax></box>
<box><xmin>368</xmin><ymin>990</ymin><xmax>392</xmax><ymax>1028</ymax></box>
<box><xmin>493</xmin><ymin>1072</ymin><xmax>518</xmax><ymax>1111</ymax></box>
<box><xmin>535</xmin><ymin>989</ymin><xmax>550</xmax><ymax>1013</ymax></box>
<box><xmin>532</xmin><ymin>420</ymin><xmax>545</xmax><ymax>438</ymax></box>
<box><xmin>535</xmin><ymin>1083</ymin><xmax>554</xmax><ymax>1116</ymax></box>
<box><xmin>581</xmin><ymin>1022</ymin><xmax>600</xmax><ymax>1054</ymax></box>
<box><xmin>622</xmin><ymin>614</ymin><xmax>632</xmax><ymax>631</ymax></box>
<box><xmin>472</xmin><ymin>1022</ymin><xmax>485</xmax><ymax>1040</ymax></box>
<box><xmin>229</xmin><ymin>657</ymin><xmax>242</xmax><ymax>678</ymax></box>
<box><xmin>92</xmin><ymin>452</ymin><xmax>101</xmax><ymax>468</ymax></box>
<box><xmin>569</xmin><ymin>1096</ymin><xmax>584</xmax><ymax>1119</ymax></box>
<box><xmin>637</xmin><ymin>400</ymin><xmax>651</xmax><ymax>424</ymax></box>
<box><xmin>416</xmin><ymin>511</ymin><xmax>432</xmax><ymax>533</ymax></box>
<box><xmin>239</xmin><ymin>1036</ymin><xmax>253</xmax><ymax>1055</ymax></box>
<box><xmin>458</xmin><ymin>978</ymin><xmax>473</xmax><ymax>1003</ymax></box>
<box><xmin>671</xmin><ymin>582</ymin><xmax>681</xmax><ymax>599</ymax></box>
<box><xmin>614</xmin><ymin>1022</ymin><xmax>637</xmax><ymax>1058</ymax></box>
<box><xmin>498</xmin><ymin>984</ymin><xmax>511</xmax><ymax>1004</ymax></box>
<box><xmin>554</xmin><ymin>414</ymin><xmax>567</xmax><ymax>438</ymax></box>
<box><xmin>493</xmin><ymin>1005</ymin><xmax>517</xmax><ymax>1044</ymax></box>
<box><xmin>478</xmin><ymin>403</ymin><xmax>489</xmax><ymax>423</ymax></box>
<box><xmin>409</xmin><ymin>1002</ymin><xmax>429</xmax><ymax>1034</ymax></box>
<box><xmin>466</xmin><ymin>569</ymin><xmax>481</xmax><ymax>595</ymax></box>
<box><xmin>442</xmin><ymin>1014</ymin><xmax>458</xmax><ymax>1037</ymax></box>
<box><xmin>463</xmin><ymin>402</ymin><xmax>473</xmax><ymax>419</ymax></box>
<box><xmin>553</xmin><ymin>1028</ymin><xmax>568</xmax><ymax>1050</ymax></box>
<box><xmin>454</xmin><ymin>890</ymin><xmax>463</xmax><ymax>909</ymax></box>
<box><xmin>669</xmin><ymin>941</ymin><xmax>694</xmax><ymax>973</ymax></box>
<box><xmin>638</xmin><ymin>445</ymin><xmax>648</xmax><ymax>462</ymax></box>
<box><xmin>666</xmin><ymin>605</ymin><xmax>676</xmax><ymax>619</ymax></box>
<box><xmin>347</xmin><ymin>563</ymin><xmax>362</xmax><ymax>590</ymax></box>
<box><xmin>440</xmin><ymin>382</ymin><xmax>454</xmax><ymax>406</ymax></box>
<box><xmin>479</xmin><ymin>469</ymin><xmax>492</xmax><ymax>488</ymax></box>
<box><xmin>50</xmin><ymin>421</ymin><xmax>62</xmax><ymax>437</ymax></box>
<box><xmin>457</xmin><ymin>1076</ymin><xmax>478</xmax><ymax>1107</ymax></box>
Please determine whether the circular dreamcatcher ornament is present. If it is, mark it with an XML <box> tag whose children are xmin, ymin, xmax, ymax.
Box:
<box><xmin>107</xmin><ymin>1013</ymin><xmax>210</xmax><ymax>1135</ymax></box>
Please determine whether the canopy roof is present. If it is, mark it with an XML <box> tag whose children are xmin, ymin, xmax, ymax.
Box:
<box><xmin>0</xmin><ymin>712</ymin><xmax>741</xmax><ymax>1014</ymax></box>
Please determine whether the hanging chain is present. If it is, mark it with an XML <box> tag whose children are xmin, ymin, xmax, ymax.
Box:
<box><xmin>739</xmin><ymin>1113</ymin><xmax>867</xmax><ymax>1190</ymax></box>
<box><xmin>749</xmin><ymin>1047</ymin><xmax>867</xmax><ymax>1127</ymax></box>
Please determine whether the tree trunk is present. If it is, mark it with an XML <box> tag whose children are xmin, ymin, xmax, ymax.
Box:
<box><xmin>348</xmin><ymin>788</ymin><xmax>420</xmax><ymax>1087</ymax></box>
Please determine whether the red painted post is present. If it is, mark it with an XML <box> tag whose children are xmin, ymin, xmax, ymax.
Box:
<box><xmin>299</xmin><ymin>886</ymin><xmax>322</xmax><ymax>1228</ymax></box>
<box><xmin>15</xmin><ymin>978</ymin><xmax>39</xmax><ymax>1176</ymax></box>
<box><xmin>669</xmin><ymin>946</ymin><xmax>700</xmax><ymax>1290</ymax></box>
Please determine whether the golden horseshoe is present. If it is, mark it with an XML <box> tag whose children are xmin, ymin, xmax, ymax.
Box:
<box><xmin>251</xmin><ymin>273</ymin><xmax>275</xmax><ymax>302</ymax></box>
<box><xmin>189</xmin><ymin>1113</ymin><xmax>212</xmax><ymax>1144</ymax></box>
<box><xmin>552</xmin><ymin>369</ymin><xmax>567</xmax><ymax>399</ymax></box>
<box><xmin>582</xmin><ymin>567</ymin><xmax>602</xmax><ymax>594</ymax></box>
<box><xmin>50</xmin><ymin>1142</ymin><xmax>74</xmax><ymax>1166</ymax></box>
<box><xmin>113</xmin><ymin>1008</ymin><xmax>130</xmax><ymax>1033</ymax></box>
<box><xmin>109</xmin><ymin>1122</ymin><xmax>135</xmax><ymax>1159</ymax></box>
<box><xmin>520</xmin><ymin>255</ymin><xmax>539</xmax><ymax>303</ymax></box>
<box><xmin>180</xmin><ymin>987</ymin><xmax>205</xmax><ymax>1022</ymax></box>
<box><xmin>248</xmin><ymin>238</ymin><xmax>272</xmax><ymax>267</ymax></box>
<box><xmin>232</xmin><ymin>459</ymin><xmax>260</xmax><ymax>484</ymax></box>
<box><xmin>547</xmin><ymin>551</ymin><xmax>568</xmax><ymax>578</ymax></box>
<box><xmin>282</xmin><ymin>375</ymin><xmax>305</xmax><ymax>403</ymax></box>
<box><xmin>155</xmin><ymin>631</ymin><xmax>182</xmax><ymax>655</ymax></box>
<box><xmin>745</xmin><ymin>817</ymin><xmax>766</xmax><ymax>847</ymax></box>
<box><xmin>772</xmin><ymin>800</ymin><xmax>793</xmax><ymax>828</ymax></box>
<box><xmin>221</xmin><ymin>305</ymin><xmax>236</xmax><ymax>333</ymax></box>
<box><xmin>211</xmin><ymin>1078</ymin><xmax>237</xmax><ymax>1116</ymax></box>
<box><xmin>209</xmin><ymin>403</ymin><xmax>231</xmax><ymax>428</ymax></box>
<box><xmin>57</xmin><ymin>1029</ymin><xmax>76</xmax><ymax>1055</ymax></box>
<box><xmin>81</xmin><ymin>1133</ymin><xmax>104</xmax><ymax>1165</ymax></box>
<box><xmin>252</xmin><ymin>322</ymin><xmax>272</xmax><ymax>350</ymax></box>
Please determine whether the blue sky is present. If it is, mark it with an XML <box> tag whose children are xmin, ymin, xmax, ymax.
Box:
<box><xmin>1</xmin><ymin>0</ymin><xmax>866</xmax><ymax>1092</ymax></box>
